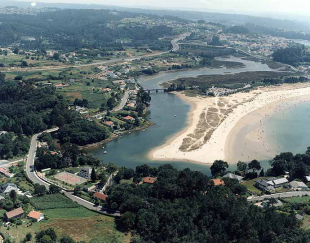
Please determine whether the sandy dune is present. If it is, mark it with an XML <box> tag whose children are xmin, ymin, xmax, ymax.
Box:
<box><xmin>149</xmin><ymin>83</ymin><xmax>310</xmax><ymax>164</ymax></box>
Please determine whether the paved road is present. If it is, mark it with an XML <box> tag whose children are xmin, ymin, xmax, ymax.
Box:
<box><xmin>64</xmin><ymin>191</ymin><xmax>121</xmax><ymax>217</ymax></box>
<box><xmin>2</xmin><ymin>33</ymin><xmax>189</xmax><ymax>73</ymax></box>
<box><xmin>171</xmin><ymin>32</ymin><xmax>191</xmax><ymax>52</ymax></box>
<box><xmin>26</xmin><ymin>128</ymin><xmax>59</xmax><ymax>188</ymax></box>
<box><xmin>113</xmin><ymin>91</ymin><xmax>130</xmax><ymax>112</ymax></box>
<box><xmin>247</xmin><ymin>191</ymin><xmax>310</xmax><ymax>202</ymax></box>
<box><xmin>25</xmin><ymin>128</ymin><xmax>120</xmax><ymax>217</ymax></box>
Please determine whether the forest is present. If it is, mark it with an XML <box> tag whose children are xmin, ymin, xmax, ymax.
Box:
<box><xmin>105</xmin><ymin>164</ymin><xmax>309</xmax><ymax>243</ymax></box>
<box><xmin>0</xmin><ymin>9</ymin><xmax>174</xmax><ymax>50</ymax></box>
<box><xmin>272</xmin><ymin>45</ymin><xmax>310</xmax><ymax>66</ymax></box>
<box><xmin>0</xmin><ymin>74</ymin><xmax>110</xmax><ymax>158</ymax></box>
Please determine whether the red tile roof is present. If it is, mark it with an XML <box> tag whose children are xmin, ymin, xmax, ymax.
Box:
<box><xmin>28</xmin><ymin>211</ymin><xmax>43</xmax><ymax>220</ymax></box>
<box><xmin>126</xmin><ymin>103</ymin><xmax>135</xmax><ymax>107</ymax></box>
<box><xmin>104</xmin><ymin>121</ymin><xmax>114</xmax><ymax>126</ymax></box>
<box><xmin>123</xmin><ymin>115</ymin><xmax>134</xmax><ymax>120</ymax></box>
<box><xmin>93</xmin><ymin>192</ymin><xmax>108</xmax><ymax>201</ymax></box>
<box><xmin>211</xmin><ymin>179</ymin><xmax>225</xmax><ymax>186</ymax></box>
<box><xmin>143</xmin><ymin>177</ymin><xmax>157</xmax><ymax>184</ymax></box>
<box><xmin>6</xmin><ymin>207</ymin><xmax>24</xmax><ymax>219</ymax></box>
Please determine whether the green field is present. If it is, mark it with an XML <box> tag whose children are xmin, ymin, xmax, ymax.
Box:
<box><xmin>283</xmin><ymin>196</ymin><xmax>310</xmax><ymax>204</ymax></box>
<box><xmin>2</xmin><ymin>193</ymin><xmax>129</xmax><ymax>243</ymax></box>
<box><xmin>242</xmin><ymin>177</ymin><xmax>267</xmax><ymax>195</ymax></box>
<box><xmin>30</xmin><ymin>194</ymin><xmax>79</xmax><ymax>210</ymax></box>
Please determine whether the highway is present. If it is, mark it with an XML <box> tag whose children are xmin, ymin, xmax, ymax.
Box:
<box><xmin>25</xmin><ymin>127</ymin><xmax>120</xmax><ymax>217</ymax></box>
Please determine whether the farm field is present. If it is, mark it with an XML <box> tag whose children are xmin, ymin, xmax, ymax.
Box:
<box><xmin>0</xmin><ymin>194</ymin><xmax>129</xmax><ymax>243</ymax></box>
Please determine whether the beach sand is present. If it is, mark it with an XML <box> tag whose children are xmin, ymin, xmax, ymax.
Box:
<box><xmin>149</xmin><ymin>83</ymin><xmax>310</xmax><ymax>164</ymax></box>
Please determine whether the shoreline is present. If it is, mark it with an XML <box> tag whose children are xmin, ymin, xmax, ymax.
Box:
<box><xmin>225</xmin><ymin>94</ymin><xmax>310</xmax><ymax>163</ymax></box>
<box><xmin>149</xmin><ymin>83</ymin><xmax>310</xmax><ymax>164</ymax></box>
<box><xmin>82</xmin><ymin>121</ymin><xmax>154</xmax><ymax>150</ymax></box>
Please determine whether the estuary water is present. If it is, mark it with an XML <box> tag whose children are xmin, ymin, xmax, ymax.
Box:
<box><xmin>88</xmin><ymin>57</ymin><xmax>280</xmax><ymax>174</ymax></box>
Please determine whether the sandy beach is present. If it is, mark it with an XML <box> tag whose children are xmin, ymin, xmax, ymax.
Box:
<box><xmin>149</xmin><ymin>83</ymin><xmax>310</xmax><ymax>164</ymax></box>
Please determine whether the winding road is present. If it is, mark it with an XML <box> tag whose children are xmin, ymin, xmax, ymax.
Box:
<box><xmin>25</xmin><ymin>128</ymin><xmax>120</xmax><ymax>217</ymax></box>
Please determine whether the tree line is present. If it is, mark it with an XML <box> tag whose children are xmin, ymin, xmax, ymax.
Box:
<box><xmin>104</xmin><ymin>164</ymin><xmax>309</xmax><ymax>243</ymax></box>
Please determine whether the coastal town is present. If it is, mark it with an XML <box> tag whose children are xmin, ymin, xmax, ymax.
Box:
<box><xmin>1</xmin><ymin>1</ymin><xmax>310</xmax><ymax>242</ymax></box>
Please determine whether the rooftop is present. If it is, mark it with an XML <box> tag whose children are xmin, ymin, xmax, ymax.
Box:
<box><xmin>143</xmin><ymin>177</ymin><xmax>157</xmax><ymax>184</ymax></box>
<box><xmin>211</xmin><ymin>179</ymin><xmax>225</xmax><ymax>186</ymax></box>
<box><xmin>6</xmin><ymin>207</ymin><xmax>24</xmax><ymax>219</ymax></box>
<box><xmin>28</xmin><ymin>211</ymin><xmax>43</xmax><ymax>220</ymax></box>
<box><xmin>93</xmin><ymin>192</ymin><xmax>108</xmax><ymax>201</ymax></box>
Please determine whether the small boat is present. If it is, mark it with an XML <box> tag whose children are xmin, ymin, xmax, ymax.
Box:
<box><xmin>103</xmin><ymin>151</ymin><xmax>108</xmax><ymax>154</ymax></box>
<box><xmin>102</xmin><ymin>146</ymin><xmax>105</xmax><ymax>149</ymax></box>
<box><xmin>175</xmin><ymin>115</ymin><xmax>177</xmax><ymax>117</ymax></box>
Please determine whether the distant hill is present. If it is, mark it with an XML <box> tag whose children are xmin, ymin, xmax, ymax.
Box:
<box><xmin>3</xmin><ymin>1</ymin><xmax>309</xmax><ymax>32</ymax></box>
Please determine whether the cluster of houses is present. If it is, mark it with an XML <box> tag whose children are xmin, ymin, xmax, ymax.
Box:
<box><xmin>255</xmin><ymin>177</ymin><xmax>309</xmax><ymax>192</ymax></box>
<box><xmin>219</xmin><ymin>33</ymin><xmax>290</xmax><ymax>57</ymax></box>
<box><xmin>4</xmin><ymin>207</ymin><xmax>44</xmax><ymax>222</ymax></box>
<box><xmin>0</xmin><ymin>182</ymin><xmax>44</xmax><ymax>223</ymax></box>
<box><xmin>207</xmin><ymin>84</ymin><xmax>251</xmax><ymax>97</ymax></box>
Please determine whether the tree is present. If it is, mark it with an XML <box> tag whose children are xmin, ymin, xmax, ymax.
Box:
<box><xmin>13</xmin><ymin>47</ymin><xmax>19</xmax><ymax>54</ymax></box>
<box><xmin>60</xmin><ymin>236</ymin><xmax>75</xmax><ymax>243</ymax></box>
<box><xmin>9</xmin><ymin>190</ymin><xmax>17</xmax><ymax>201</ymax></box>
<box><xmin>248</xmin><ymin>160</ymin><xmax>261</xmax><ymax>173</ymax></box>
<box><xmin>237</xmin><ymin>161</ymin><xmax>247</xmax><ymax>174</ymax></box>
<box><xmin>0</xmin><ymin>72</ymin><xmax>5</xmax><ymax>83</ymax></box>
<box><xmin>36</xmin><ymin>228</ymin><xmax>57</xmax><ymax>243</ymax></box>
<box><xmin>117</xmin><ymin>211</ymin><xmax>136</xmax><ymax>231</ymax></box>
<box><xmin>210</xmin><ymin>160</ymin><xmax>229</xmax><ymax>177</ymax></box>
<box><xmin>14</xmin><ymin>75</ymin><xmax>23</xmax><ymax>81</ymax></box>
<box><xmin>91</xmin><ymin>168</ymin><xmax>98</xmax><ymax>182</ymax></box>
<box><xmin>136</xmin><ymin>164</ymin><xmax>151</xmax><ymax>177</ymax></box>
<box><xmin>53</xmin><ymin>53</ymin><xmax>60</xmax><ymax>60</ymax></box>
<box><xmin>259</xmin><ymin>169</ymin><xmax>265</xmax><ymax>177</ymax></box>
<box><xmin>49</xmin><ymin>184</ymin><xmax>61</xmax><ymax>194</ymax></box>
<box><xmin>107</xmin><ymin>97</ymin><xmax>115</xmax><ymax>110</ymax></box>
<box><xmin>34</xmin><ymin>183</ymin><xmax>47</xmax><ymax>196</ymax></box>
<box><xmin>21</xmin><ymin>61</ymin><xmax>28</xmax><ymax>67</ymax></box>
<box><xmin>107</xmin><ymin>163</ymin><xmax>118</xmax><ymax>174</ymax></box>
<box><xmin>74</xmin><ymin>185</ymin><xmax>81</xmax><ymax>196</ymax></box>
<box><xmin>25</xmin><ymin>233</ymin><xmax>32</xmax><ymax>242</ymax></box>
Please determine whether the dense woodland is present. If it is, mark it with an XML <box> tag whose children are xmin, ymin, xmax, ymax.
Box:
<box><xmin>0</xmin><ymin>73</ymin><xmax>110</xmax><ymax>158</ymax></box>
<box><xmin>272</xmin><ymin>45</ymin><xmax>310</xmax><ymax>66</ymax></box>
<box><xmin>105</xmin><ymin>164</ymin><xmax>309</xmax><ymax>243</ymax></box>
<box><xmin>0</xmin><ymin>9</ymin><xmax>174</xmax><ymax>50</ymax></box>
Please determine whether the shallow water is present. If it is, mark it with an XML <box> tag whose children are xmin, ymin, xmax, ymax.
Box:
<box><xmin>265</xmin><ymin>99</ymin><xmax>310</xmax><ymax>155</ymax></box>
<box><xmin>89</xmin><ymin>57</ymin><xmax>276</xmax><ymax>175</ymax></box>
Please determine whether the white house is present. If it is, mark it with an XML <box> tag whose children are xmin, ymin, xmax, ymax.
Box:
<box><xmin>223</xmin><ymin>173</ymin><xmax>244</xmax><ymax>182</ymax></box>
<box><xmin>28</xmin><ymin>211</ymin><xmax>44</xmax><ymax>222</ymax></box>
<box><xmin>289</xmin><ymin>181</ymin><xmax>308</xmax><ymax>190</ymax></box>
<box><xmin>0</xmin><ymin>183</ymin><xmax>18</xmax><ymax>194</ymax></box>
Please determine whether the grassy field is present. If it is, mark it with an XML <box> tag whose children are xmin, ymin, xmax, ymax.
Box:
<box><xmin>242</xmin><ymin>177</ymin><xmax>267</xmax><ymax>195</ymax></box>
<box><xmin>30</xmin><ymin>194</ymin><xmax>79</xmax><ymax>210</ymax></box>
<box><xmin>283</xmin><ymin>196</ymin><xmax>310</xmax><ymax>204</ymax></box>
<box><xmin>2</xmin><ymin>194</ymin><xmax>129</xmax><ymax>243</ymax></box>
<box><xmin>121</xmin><ymin>178</ymin><xmax>134</xmax><ymax>184</ymax></box>
<box><xmin>0</xmin><ymin>207</ymin><xmax>129</xmax><ymax>243</ymax></box>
